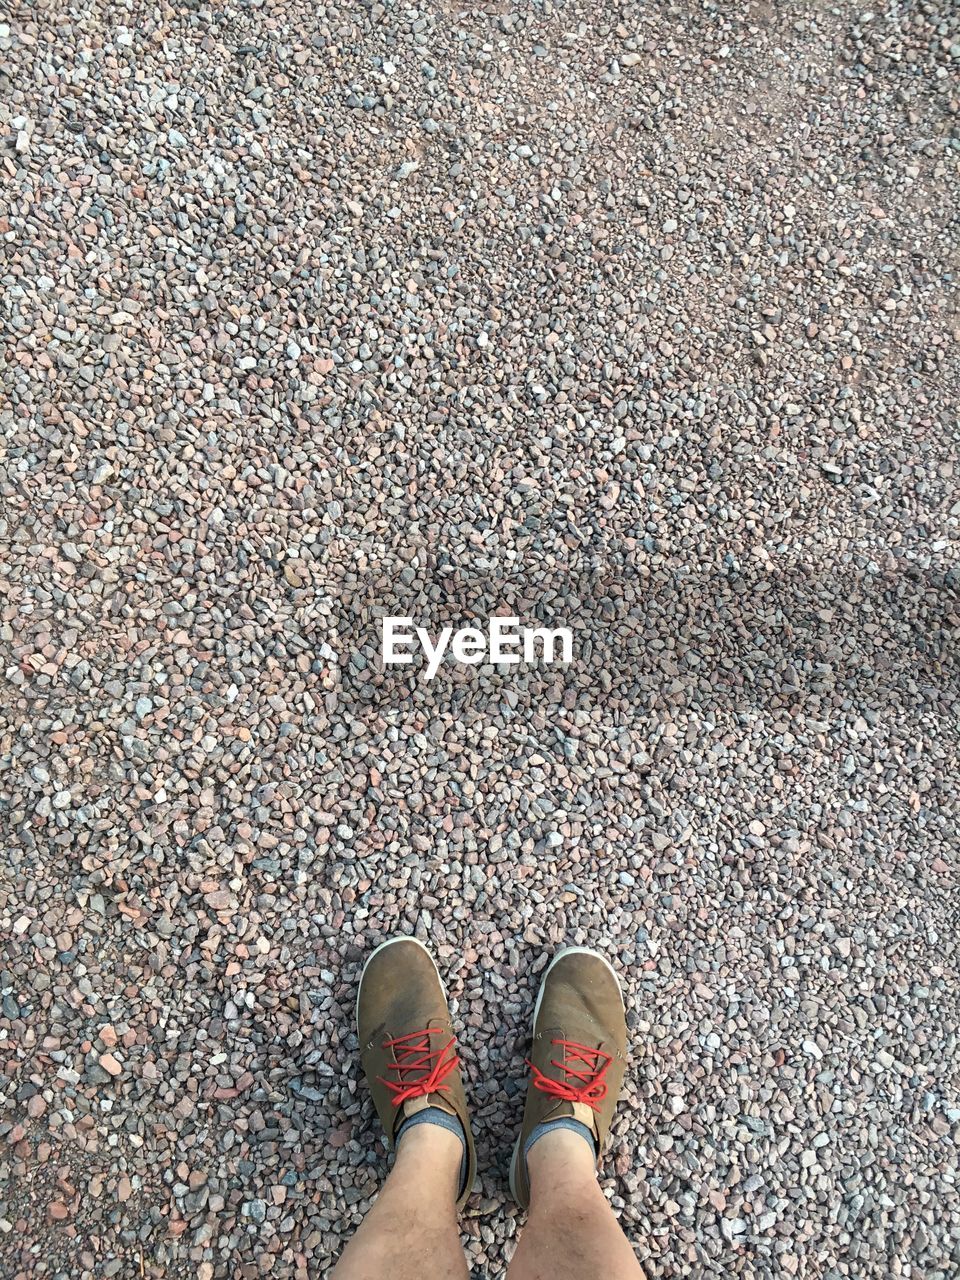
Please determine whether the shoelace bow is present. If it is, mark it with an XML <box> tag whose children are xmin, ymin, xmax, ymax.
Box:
<box><xmin>528</xmin><ymin>1038</ymin><xmax>612</xmax><ymax>1111</ymax></box>
<box><xmin>378</xmin><ymin>1027</ymin><xmax>460</xmax><ymax>1108</ymax></box>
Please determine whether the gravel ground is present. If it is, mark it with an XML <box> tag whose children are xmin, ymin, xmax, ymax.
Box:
<box><xmin>2</xmin><ymin>0</ymin><xmax>959</xmax><ymax>1277</ymax></box>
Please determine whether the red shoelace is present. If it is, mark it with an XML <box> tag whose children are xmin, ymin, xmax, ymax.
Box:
<box><xmin>378</xmin><ymin>1028</ymin><xmax>460</xmax><ymax>1108</ymax></box>
<box><xmin>528</xmin><ymin>1038</ymin><xmax>612</xmax><ymax>1111</ymax></box>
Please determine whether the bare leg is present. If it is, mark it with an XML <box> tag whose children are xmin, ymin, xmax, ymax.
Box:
<box><xmin>507</xmin><ymin>1129</ymin><xmax>646</xmax><ymax>1280</ymax></box>
<box><xmin>330</xmin><ymin>1123</ymin><xmax>469</xmax><ymax>1280</ymax></box>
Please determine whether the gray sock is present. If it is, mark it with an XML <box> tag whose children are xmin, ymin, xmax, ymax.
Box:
<box><xmin>395</xmin><ymin>1106</ymin><xmax>469</xmax><ymax>1198</ymax></box>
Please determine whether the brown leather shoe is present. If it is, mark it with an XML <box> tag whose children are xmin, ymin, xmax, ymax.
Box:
<box><xmin>356</xmin><ymin>936</ymin><xmax>476</xmax><ymax>1207</ymax></box>
<box><xmin>510</xmin><ymin>946</ymin><xmax>628</xmax><ymax>1208</ymax></box>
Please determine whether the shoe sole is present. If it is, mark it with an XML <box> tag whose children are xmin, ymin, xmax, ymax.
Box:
<box><xmin>509</xmin><ymin>946</ymin><xmax>624</xmax><ymax>1205</ymax></box>
<box><xmin>355</xmin><ymin>934</ymin><xmax>446</xmax><ymax>1033</ymax></box>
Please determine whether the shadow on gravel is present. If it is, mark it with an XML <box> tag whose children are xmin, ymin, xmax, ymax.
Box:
<box><xmin>318</xmin><ymin>558</ymin><xmax>959</xmax><ymax>720</ymax></box>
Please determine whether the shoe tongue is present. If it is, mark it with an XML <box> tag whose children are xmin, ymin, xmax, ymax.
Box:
<box><xmin>547</xmin><ymin>1098</ymin><xmax>600</xmax><ymax>1137</ymax></box>
<box><xmin>396</xmin><ymin>1093</ymin><xmax>456</xmax><ymax>1134</ymax></box>
<box><xmin>571</xmin><ymin>1100</ymin><xmax>600</xmax><ymax>1133</ymax></box>
<box><xmin>404</xmin><ymin>1093</ymin><xmax>455</xmax><ymax>1117</ymax></box>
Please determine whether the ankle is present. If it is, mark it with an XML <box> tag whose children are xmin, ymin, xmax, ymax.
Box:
<box><xmin>392</xmin><ymin>1117</ymin><xmax>464</xmax><ymax>1194</ymax></box>
<box><xmin>526</xmin><ymin>1126</ymin><xmax>599</xmax><ymax>1196</ymax></box>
